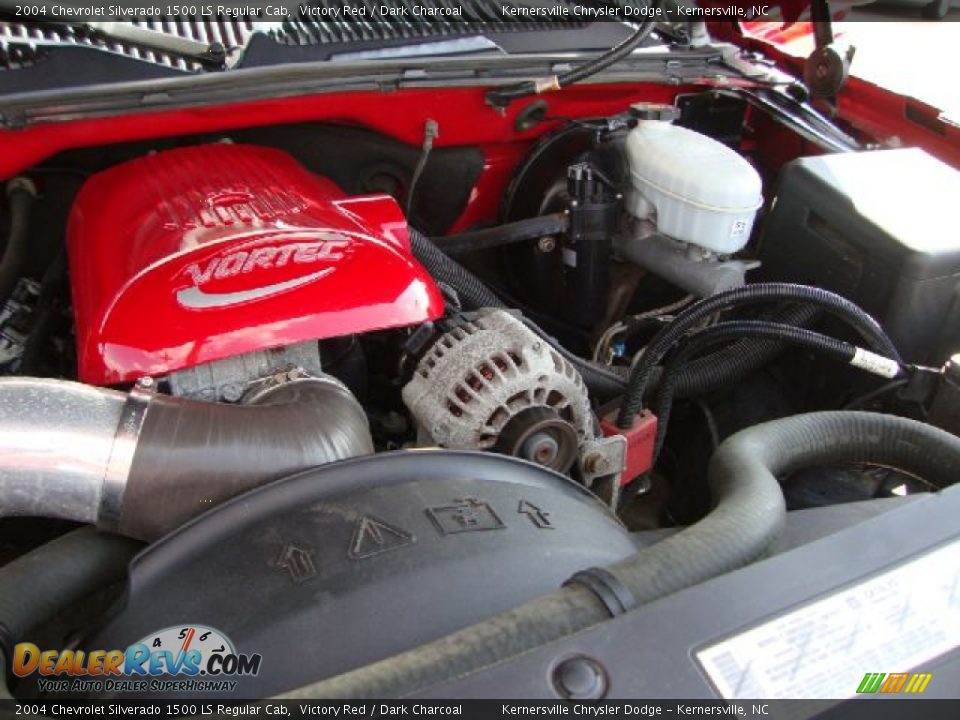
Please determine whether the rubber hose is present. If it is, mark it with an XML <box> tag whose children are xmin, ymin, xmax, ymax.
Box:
<box><xmin>485</xmin><ymin>15</ymin><xmax>657</xmax><ymax>106</ymax></box>
<box><xmin>618</xmin><ymin>283</ymin><xmax>901</xmax><ymax>428</ymax></box>
<box><xmin>649</xmin><ymin>321</ymin><xmax>903</xmax><ymax>464</ymax></box>
<box><xmin>121</xmin><ymin>378</ymin><xmax>373</xmax><ymax>541</ymax></box>
<box><xmin>521</xmin><ymin>316</ymin><xmax>629</xmax><ymax>400</ymax></box>
<box><xmin>411</xmin><ymin>231</ymin><xmax>821</xmax><ymax>405</ymax></box>
<box><xmin>19</xmin><ymin>248</ymin><xmax>68</xmax><ymax>375</ymax></box>
<box><xmin>409</xmin><ymin>228</ymin><xmax>503</xmax><ymax>310</ymax></box>
<box><xmin>0</xmin><ymin>527</ymin><xmax>140</xmax><ymax>698</ymax></box>
<box><xmin>0</xmin><ymin>178</ymin><xmax>37</xmax><ymax>308</ymax></box>
<box><xmin>277</xmin><ymin>411</ymin><xmax>959</xmax><ymax>699</ymax></box>
<box><xmin>555</xmin><ymin>17</ymin><xmax>657</xmax><ymax>87</ymax></box>
<box><xmin>661</xmin><ymin>304</ymin><xmax>819</xmax><ymax>400</ymax></box>
<box><xmin>620</xmin><ymin>304</ymin><xmax>821</xmax><ymax>402</ymax></box>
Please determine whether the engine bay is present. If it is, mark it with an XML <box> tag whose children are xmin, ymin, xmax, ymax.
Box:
<box><xmin>2</xmin><ymin>81</ymin><xmax>960</xmax><ymax>699</ymax></box>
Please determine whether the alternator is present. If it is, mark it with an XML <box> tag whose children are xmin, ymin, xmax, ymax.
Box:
<box><xmin>403</xmin><ymin>309</ymin><xmax>621</xmax><ymax>482</ymax></box>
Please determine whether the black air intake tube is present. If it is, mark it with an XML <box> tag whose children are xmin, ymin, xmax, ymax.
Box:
<box><xmin>277</xmin><ymin>412</ymin><xmax>960</xmax><ymax>699</ymax></box>
<box><xmin>0</xmin><ymin>376</ymin><xmax>373</xmax><ymax>541</ymax></box>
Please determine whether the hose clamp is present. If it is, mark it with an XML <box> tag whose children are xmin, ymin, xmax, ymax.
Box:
<box><xmin>534</xmin><ymin>76</ymin><xmax>561</xmax><ymax>94</ymax></box>
<box><xmin>564</xmin><ymin>567</ymin><xmax>637</xmax><ymax>618</ymax></box>
<box><xmin>98</xmin><ymin>377</ymin><xmax>154</xmax><ymax>533</ymax></box>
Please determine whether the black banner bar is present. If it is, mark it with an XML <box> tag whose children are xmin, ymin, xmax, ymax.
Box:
<box><xmin>0</xmin><ymin>2</ymin><xmax>785</xmax><ymax>23</ymax></box>
<box><xmin>2</xmin><ymin>1</ymin><xmax>955</xmax><ymax>23</ymax></box>
<box><xmin>3</xmin><ymin>700</ymin><xmax>960</xmax><ymax>720</ymax></box>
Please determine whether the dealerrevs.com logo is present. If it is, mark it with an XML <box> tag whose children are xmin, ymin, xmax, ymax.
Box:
<box><xmin>13</xmin><ymin>625</ymin><xmax>261</xmax><ymax>694</ymax></box>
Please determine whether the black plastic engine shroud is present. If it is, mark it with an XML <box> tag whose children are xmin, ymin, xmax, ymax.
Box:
<box><xmin>88</xmin><ymin>451</ymin><xmax>636</xmax><ymax>697</ymax></box>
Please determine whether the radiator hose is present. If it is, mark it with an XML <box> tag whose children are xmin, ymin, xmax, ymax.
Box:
<box><xmin>277</xmin><ymin>411</ymin><xmax>960</xmax><ymax>699</ymax></box>
<box><xmin>0</xmin><ymin>375</ymin><xmax>373</xmax><ymax>541</ymax></box>
<box><xmin>0</xmin><ymin>527</ymin><xmax>140</xmax><ymax>699</ymax></box>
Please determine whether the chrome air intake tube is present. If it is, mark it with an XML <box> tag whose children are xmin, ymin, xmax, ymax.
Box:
<box><xmin>0</xmin><ymin>378</ymin><xmax>124</xmax><ymax>525</ymax></box>
<box><xmin>0</xmin><ymin>375</ymin><xmax>373</xmax><ymax>541</ymax></box>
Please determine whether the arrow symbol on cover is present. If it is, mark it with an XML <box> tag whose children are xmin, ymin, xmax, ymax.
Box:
<box><xmin>518</xmin><ymin>500</ymin><xmax>554</xmax><ymax>529</ymax></box>
<box><xmin>274</xmin><ymin>543</ymin><xmax>318</xmax><ymax>583</ymax></box>
<box><xmin>348</xmin><ymin>516</ymin><xmax>415</xmax><ymax>560</ymax></box>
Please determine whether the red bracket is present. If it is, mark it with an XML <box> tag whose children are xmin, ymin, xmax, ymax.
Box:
<box><xmin>600</xmin><ymin>410</ymin><xmax>658</xmax><ymax>486</ymax></box>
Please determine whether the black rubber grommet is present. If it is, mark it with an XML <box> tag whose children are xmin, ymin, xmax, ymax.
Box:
<box><xmin>564</xmin><ymin>567</ymin><xmax>637</xmax><ymax>617</ymax></box>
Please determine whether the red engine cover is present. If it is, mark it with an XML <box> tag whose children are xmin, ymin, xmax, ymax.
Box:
<box><xmin>68</xmin><ymin>143</ymin><xmax>444</xmax><ymax>385</ymax></box>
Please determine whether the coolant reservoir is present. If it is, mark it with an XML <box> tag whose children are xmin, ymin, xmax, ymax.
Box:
<box><xmin>625</xmin><ymin>119</ymin><xmax>763</xmax><ymax>254</ymax></box>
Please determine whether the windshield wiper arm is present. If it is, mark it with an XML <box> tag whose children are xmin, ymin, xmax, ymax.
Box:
<box><xmin>72</xmin><ymin>21</ymin><xmax>234</xmax><ymax>69</ymax></box>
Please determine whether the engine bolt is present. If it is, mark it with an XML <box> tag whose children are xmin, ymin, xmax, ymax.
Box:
<box><xmin>221</xmin><ymin>383</ymin><xmax>244</xmax><ymax>403</ymax></box>
<box><xmin>632</xmin><ymin>474</ymin><xmax>654</xmax><ymax>496</ymax></box>
<box><xmin>945</xmin><ymin>354</ymin><xmax>960</xmax><ymax>384</ymax></box>
<box><xmin>537</xmin><ymin>236</ymin><xmax>557</xmax><ymax>253</ymax></box>
<box><xmin>584</xmin><ymin>453</ymin><xmax>611</xmax><ymax>475</ymax></box>
<box><xmin>552</xmin><ymin>656</ymin><xmax>608</xmax><ymax>700</ymax></box>
<box><xmin>521</xmin><ymin>431</ymin><xmax>560</xmax><ymax>467</ymax></box>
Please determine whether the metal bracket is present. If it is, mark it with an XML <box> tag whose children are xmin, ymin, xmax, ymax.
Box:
<box><xmin>804</xmin><ymin>0</ymin><xmax>855</xmax><ymax>98</ymax></box>
<box><xmin>579</xmin><ymin>434</ymin><xmax>627</xmax><ymax>510</ymax></box>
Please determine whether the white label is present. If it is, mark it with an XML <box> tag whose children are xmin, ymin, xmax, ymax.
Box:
<box><xmin>697</xmin><ymin>539</ymin><xmax>960</xmax><ymax>699</ymax></box>
<box><xmin>850</xmin><ymin>347</ymin><xmax>901</xmax><ymax>378</ymax></box>
<box><xmin>562</xmin><ymin>248</ymin><xmax>577</xmax><ymax>268</ymax></box>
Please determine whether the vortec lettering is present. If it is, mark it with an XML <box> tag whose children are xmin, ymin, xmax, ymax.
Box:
<box><xmin>183</xmin><ymin>239</ymin><xmax>348</xmax><ymax>287</ymax></box>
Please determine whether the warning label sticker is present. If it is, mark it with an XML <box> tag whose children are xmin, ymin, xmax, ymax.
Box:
<box><xmin>697</xmin><ymin>540</ymin><xmax>960</xmax><ymax>699</ymax></box>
